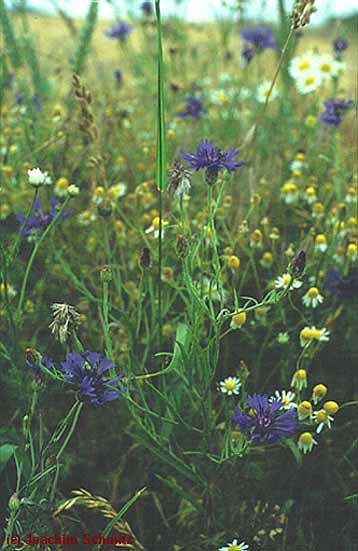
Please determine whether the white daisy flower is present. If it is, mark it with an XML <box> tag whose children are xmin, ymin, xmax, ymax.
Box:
<box><xmin>314</xmin><ymin>234</ymin><xmax>328</xmax><ymax>253</ymax></box>
<box><xmin>295</xmin><ymin>71</ymin><xmax>322</xmax><ymax>94</ymax></box>
<box><xmin>300</xmin><ymin>326</ymin><xmax>330</xmax><ymax>347</ymax></box>
<box><xmin>289</xmin><ymin>52</ymin><xmax>317</xmax><ymax>79</ymax></box>
<box><xmin>316</xmin><ymin>54</ymin><xmax>339</xmax><ymax>80</ymax></box>
<box><xmin>302</xmin><ymin>287</ymin><xmax>324</xmax><ymax>308</ymax></box>
<box><xmin>313</xmin><ymin>409</ymin><xmax>334</xmax><ymax>434</ymax></box>
<box><xmin>108</xmin><ymin>182</ymin><xmax>127</xmax><ymax>201</ymax></box>
<box><xmin>145</xmin><ymin>216</ymin><xmax>168</xmax><ymax>239</ymax></box>
<box><xmin>219</xmin><ymin>377</ymin><xmax>241</xmax><ymax>396</ymax></box>
<box><xmin>219</xmin><ymin>539</ymin><xmax>249</xmax><ymax>551</ymax></box>
<box><xmin>256</xmin><ymin>80</ymin><xmax>279</xmax><ymax>103</ymax></box>
<box><xmin>270</xmin><ymin>390</ymin><xmax>297</xmax><ymax>409</ymax></box>
<box><xmin>78</xmin><ymin>210</ymin><xmax>97</xmax><ymax>226</ymax></box>
<box><xmin>28</xmin><ymin>167</ymin><xmax>51</xmax><ymax>187</ymax></box>
<box><xmin>275</xmin><ymin>273</ymin><xmax>303</xmax><ymax>290</ymax></box>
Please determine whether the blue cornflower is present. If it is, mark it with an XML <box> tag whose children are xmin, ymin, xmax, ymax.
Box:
<box><xmin>176</xmin><ymin>96</ymin><xmax>207</xmax><ymax>120</ymax></box>
<box><xmin>61</xmin><ymin>351</ymin><xmax>125</xmax><ymax>406</ymax></box>
<box><xmin>6</xmin><ymin>72</ymin><xmax>14</xmax><ymax>89</ymax></box>
<box><xmin>324</xmin><ymin>268</ymin><xmax>358</xmax><ymax>300</ymax></box>
<box><xmin>180</xmin><ymin>139</ymin><xmax>245</xmax><ymax>184</ymax></box>
<box><xmin>32</xmin><ymin>95</ymin><xmax>42</xmax><ymax>112</ymax></box>
<box><xmin>319</xmin><ymin>98</ymin><xmax>353</xmax><ymax>127</ymax></box>
<box><xmin>17</xmin><ymin>198</ymin><xmax>71</xmax><ymax>241</ymax></box>
<box><xmin>141</xmin><ymin>1</ymin><xmax>153</xmax><ymax>16</ymax></box>
<box><xmin>232</xmin><ymin>393</ymin><xmax>299</xmax><ymax>443</ymax></box>
<box><xmin>105</xmin><ymin>21</ymin><xmax>134</xmax><ymax>41</ymax></box>
<box><xmin>114</xmin><ymin>69</ymin><xmax>123</xmax><ymax>83</ymax></box>
<box><xmin>240</xmin><ymin>26</ymin><xmax>276</xmax><ymax>51</ymax></box>
<box><xmin>241</xmin><ymin>44</ymin><xmax>256</xmax><ymax>65</ymax></box>
<box><xmin>333</xmin><ymin>37</ymin><xmax>348</xmax><ymax>56</ymax></box>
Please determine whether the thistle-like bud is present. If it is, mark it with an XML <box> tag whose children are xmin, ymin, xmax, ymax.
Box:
<box><xmin>139</xmin><ymin>247</ymin><xmax>151</xmax><ymax>269</ymax></box>
<box><xmin>49</xmin><ymin>303</ymin><xmax>81</xmax><ymax>344</ymax></box>
<box><xmin>291</xmin><ymin>0</ymin><xmax>316</xmax><ymax>30</ymax></box>
<box><xmin>176</xmin><ymin>234</ymin><xmax>188</xmax><ymax>258</ymax></box>
<box><xmin>289</xmin><ymin>249</ymin><xmax>306</xmax><ymax>277</ymax></box>
<box><xmin>168</xmin><ymin>160</ymin><xmax>192</xmax><ymax>199</ymax></box>
<box><xmin>97</xmin><ymin>199</ymin><xmax>112</xmax><ymax>217</ymax></box>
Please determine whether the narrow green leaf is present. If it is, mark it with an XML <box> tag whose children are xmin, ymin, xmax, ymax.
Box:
<box><xmin>0</xmin><ymin>444</ymin><xmax>17</xmax><ymax>475</ymax></box>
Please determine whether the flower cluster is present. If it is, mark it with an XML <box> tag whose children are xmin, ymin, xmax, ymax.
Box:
<box><xmin>17</xmin><ymin>198</ymin><xmax>71</xmax><ymax>241</ymax></box>
<box><xmin>319</xmin><ymin>98</ymin><xmax>353</xmax><ymax>127</ymax></box>
<box><xmin>105</xmin><ymin>21</ymin><xmax>133</xmax><ymax>41</ymax></box>
<box><xmin>240</xmin><ymin>26</ymin><xmax>276</xmax><ymax>64</ymax></box>
<box><xmin>289</xmin><ymin>51</ymin><xmax>346</xmax><ymax>94</ymax></box>
<box><xmin>176</xmin><ymin>96</ymin><xmax>207</xmax><ymax>120</ymax></box>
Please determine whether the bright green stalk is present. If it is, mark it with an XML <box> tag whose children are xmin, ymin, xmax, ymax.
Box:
<box><xmin>72</xmin><ymin>0</ymin><xmax>98</xmax><ymax>75</ymax></box>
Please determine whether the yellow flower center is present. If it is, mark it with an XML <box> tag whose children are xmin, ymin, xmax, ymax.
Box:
<box><xmin>316</xmin><ymin>410</ymin><xmax>328</xmax><ymax>423</ymax></box>
<box><xmin>282</xmin><ymin>396</ymin><xmax>290</xmax><ymax>405</ymax></box>
<box><xmin>311</xmin><ymin>329</ymin><xmax>322</xmax><ymax>339</ymax></box>
<box><xmin>347</xmin><ymin>244</ymin><xmax>357</xmax><ymax>256</ymax></box>
<box><xmin>152</xmin><ymin>216</ymin><xmax>161</xmax><ymax>230</ymax></box>
<box><xmin>306</xmin><ymin>186</ymin><xmax>316</xmax><ymax>196</ymax></box>
<box><xmin>323</xmin><ymin>401</ymin><xmax>339</xmax><ymax>415</ymax></box>
<box><xmin>298</xmin><ymin>401</ymin><xmax>312</xmax><ymax>415</ymax></box>
<box><xmin>315</xmin><ymin>234</ymin><xmax>326</xmax><ymax>245</ymax></box>
<box><xmin>232</xmin><ymin>310</ymin><xmax>247</xmax><ymax>327</ymax></box>
<box><xmin>320</xmin><ymin>63</ymin><xmax>331</xmax><ymax>72</ymax></box>
<box><xmin>296</xmin><ymin>369</ymin><xmax>307</xmax><ymax>381</ymax></box>
<box><xmin>312</xmin><ymin>202</ymin><xmax>324</xmax><ymax>214</ymax></box>
<box><xmin>228</xmin><ymin>545</ymin><xmax>241</xmax><ymax>551</ymax></box>
<box><xmin>56</xmin><ymin>177</ymin><xmax>69</xmax><ymax>190</ymax></box>
<box><xmin>251</xmin><ymin>229</ymin><xmax>262</xmax><ymax>241</ymax></box>
<box><xmin>298</xmin><ymin>59</ymin><xmax>311</xmax><ymax>71</ymax></box>
<box><xmin>283</xmin><ymin>274</ymin><xmax>292</xmax><ymax>286</ymax></box>
<box><xmin>307</xmin><ymin>287</ymin><xmax>319</xmax><ymax>298</ymax></box>
<box><xmin>301</xmin><ymin>328</ymin><xmax>314</xmax><ymax>340</ymax></box>
<box><xmin>305</xmin><ymin>76</ymin><xmax>315</xmax><ymax>85</ymax></box>
<box><xmin>299</xmin><ymin>432</ymin><xmax>313</xmax><ymax>445</ymax></box>
<box><xmin>224</xmin><ymin>379</ymin><xmax>237</xmax><ymax>391</ymax></box>
<box><xmin>229</xmin><ymin>255</ymin><xmax>241</xmax><ymax>270</ymax></box>
<box><xmin>282</xmin><ymin>182</ymin><xmax>297</xmax><ymax>193</ymax></box>
<box><xmin>313</xmin><ymin>384</ymin><xmax>327</xmax><ymax>398</ymax></box>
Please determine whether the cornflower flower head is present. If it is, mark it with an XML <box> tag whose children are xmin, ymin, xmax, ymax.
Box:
<box><xmin>232</xmin><ymin>393</ymin><xmax>299</xmax><ymax>444</ymax></box>
<box><xmin>302</xmin><ymin>287</ymin><xmax>324</xmax><ymax>308</ymax></box>
<box><xmin>17</xmin><ymin>198</ymin><xmax>71</xmax><ymax>241</ymax></box>
<box><xmin>240</xmin><ymin>44</ymin><xmax>255</xmax><ymax>65</ymax></box>
<box><xmin>275</xmin><ymin>273</ymin><xmax>302</xmax><ymax>291</ymax></box>
<box><xmin>269</xmin><ymin>390</ymin><xmax>297</xmax><ymax>410</ymax></box>
<box><xmin>324</xmin><ymin>267</ymin><xmax>358</xmax><ymax>300</ymax></box>
<box><xmin>219</xmin><ymin>376</ymin><xmax>241</xmax><ymax>396</ymax></box>
<box><xmin>141</xmin><ymin>1</ymin><xmax>153</xmax><ymax>16</ymax></box>
<box><xmin>114</xmin><ymin>69</ymin><xmax>123</xmax><ymax>83</ymax></box>
<box><xmin>105</xmin><ymin>21</ymin><xmax>134</xmax><ymax>41</ymax></box>
<box><xmin>299</xmin><ymin>326</ymin><xmax>330</xmax><ymax>347</ymax></box>
<box><xmin>240</xmin><ymin>25</ymin><xmax>276</xmax><ymax>51</ymax></box>
<box><xmin>176</xmin><ymin>96</ymin><xmax>207</xmax><ymax>120</ymax></box>
<box><xmin>49</xmin><ymin>303</ymin><xmax>81</xmax><ymax>344</ymax></box>
<box><xmin>219</xmin><ymin>539</ymin><xmax>249</xmax><ymax>551</ymax></box>
<box><xmin>320</xmin><ymin>98</ymin><xmax>353</xmax><ymax>127</ymax></box>
<box><xmin>61</xmin><ymin>351</ymin><xmax>125</xmax><ymax>405</ymax></box>
<box><xmin>180</xmin><ymin>139</ymin><xmax>245</xmax><ymax>185</ymax></box>
<box><xmin>333</xmin><ymin>37</ymin><xmax>348</xmax><ymax>57</ymax></box>
<box><xmin>298</xmin><ymin>432</ymin><xmax>318</xmax><ymax>454</ymax></box>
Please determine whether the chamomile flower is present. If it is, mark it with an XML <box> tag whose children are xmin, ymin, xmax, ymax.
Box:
<box><xmin>298</xmin><ymin>432</ymin><xmax>318</xmax><ymax>454</ymax></box>
<box><xmin>249</xmin><ymin>229</ymin><xmax>263</xmax><ymax>248</ymax></box>
<box><xmin>78</xmin><ymin>210</ymin><xmax>97</xmax><ymax>226</ymax></box>
<box><xmin>270</xmin><ymin>390</ymin><xmax>297</xmax><ymax>410</ymax></box>
<box><xmin>311</xmin><ymin>384</ymin><xmax>328</xmax><ymax>404</ymax></box>
<box><xmin>295</xmin><ymin>71</ymin><xmax>322</xmax><ymax>95</ymax></box>
<box><xmin>291</xmin><ymin>369</ymin><xmax>308</xmax><ymax>391</ymax></box>
<box><xmin>219</xmin><ymin>539</ymin><xmax>249</xmax><ymax>551</ymax></box>
<box><xmin>304</xmin><ymin>186</ymin><xmax>317</xmax><ymax>204</ymax></box>
<box><xmin>0</xmin><ymin>282</ymin><xmax>17</xmax><ymax>298</ymax></box>
<box><xmin>347</xmin><ymin>243</ymin><xmax>358</xmax><ymax>262</ymax></box>
<box><xmin>289</xmin><ymin>52</ymin><xmax>317</xmax><ymax>79</ymax></box>
<box><xmin>219</xmin><ymin>376</ymin><xmax>242</xmax><ymax>396</ymax></box>
<box><xmin>54</xmin><ymin>177</ymin><xmax>70</xmax><ymax>197</ymax></box>
<box><xmin>256</xmin><ymin>80</ymin><xmax>279</xmax><ymax>103</ymax></box>
<box><xmin>107</xmin><ymin>182</ymin><xmax>127</xmax><ymax>201</ymax></box>
<box><xmin>345</xmin><ymin>186</ymin><xmax>357</xmax><ymax>204</ymax></box>
<box><xmin>314</xmin><ymin>233</ymin><xmax>328</xmax><ymax>253</ymax></box>
<box><xmin>313</xmin><ymin>409</ymin><xmax>334</xmax><ymax>433</ymax></box>
<box><xmin>300</xmin><ymin>326</ymin><xmax>330</xmax><ymax>347</ymax></box>
<box><xmin>281</xmin><ymin>181</ymin><xmax>299</xmax><ymax>204</ymax></box>
<box><xmin>145</xmin><ymin>216</ymin><xmax>168</xmax><ymax>238</ymax></box>
<box><xmin>260</xmin><ymin>251</ymin><xmax>274</xmax><ymax>269</ymax></box>
<box><xmin>275</xmin><ymin>273</ymin><xmax>302</xmax><ymax>291</ymax></box>
<box><xmin>92</xmin><ymin>186</ymin><xmax>106</xmax><ymax>206</ymax></box>
<box><xmin>28</xmin><ymin>167</ymin><xmax>51</xmax><ymax>187</ymax></box>
<box><xmin>302</xmin><ymin>287</ymin><xmax>324</xmax><ymax>308</ymax></box>
<box><xmin>316</xmin><ymin>54</ymin><xmax>339</xmax><ymax>80</ymax></box>
<box><xmin>297</xmin><ymin>401</ymin><xmax>313</xmax><ymax>420</ymax></box>
<box><xmin>312</xmin><ymin>201</ymin><xmax>325</xmax><ymax>219</ymax></box>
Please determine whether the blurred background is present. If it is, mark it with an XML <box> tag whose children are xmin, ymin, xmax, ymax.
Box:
<box><xmin>4</xmin><ymin>0</ymin><xmax>358</xmax><ymax>22</ymax></box>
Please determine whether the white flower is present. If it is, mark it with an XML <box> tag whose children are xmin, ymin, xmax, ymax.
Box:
<box><xmin>219</xmin><ymin>539</ymin><xmax>249</xmax><ymax>551</ymax></box>
<box><xmin>78</xmin><ymin>210</ymin><xmax>96</xmax><ymax>226</ymax></box>
<box><xmin>145</xmin><ymin>216</ymin><xmax>168</xmax><ymax>239</ymax></box>
<box><xmin>67</xmin><ymin>184</ymin><xmax>80</xmax><ymax>197</ymax></box>
<box><xmin>28</xmin><ymin>167</ymin><xmax>51</xmax><ymax>187</ymax></box>
<box><xmin>300</xmin><ymin>326</ymin><xmax>330</xmax><ymax>347</ymax></box>
<box><xmin>219</xmin><ymin>377</ymin><xmax>241</xmax><ymax>396</ymax></box>
<box><xmin>313</xmin><ymin>409</ymin><xmax>334</xmax><ymax>434</ymax></box>
<box><xmin>316</xmin><ymin>54</ymin><xmax>339</xmax><ymax>80</ymax></box>
<box><xmin>270</xmin><ymin>390</ymin><xmax>297</xmax><ymax>410</ymax></box>
<box><xmin>108</xmin><ymin>182</ymin><xmax>127</xmax><ymax>201</ymax></box>
<box><xmin>275</xmin><ymin>273</ymin><xmax>303</xmax><ymax>290</ymax></box>
<box><xmin>298</xmin><ymin>432</ymin><xmax>318</xmax><ymax>454</ymax></box>
<box><xmin>302</xmin><ymin>287</ymin><xmax>324</xmax><ymax>308</ymax></box>
<box><xmin>289</xmin><ymin>52</ymin><xmax>317</xmax><ymax>79</ymax></box>
<box><xmin>256</xmin><ymin>80</ymin><xmax>279</xmax><ymax>103</ymax></box>
<box><xmin>295</xmin><ymin>71</ymin><xmax>322</xmax><ymax>94</ymax></box>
